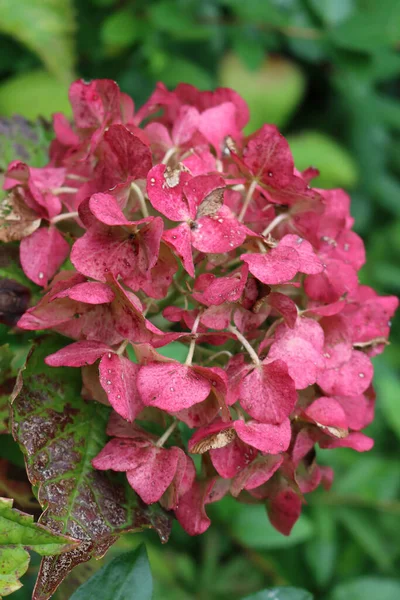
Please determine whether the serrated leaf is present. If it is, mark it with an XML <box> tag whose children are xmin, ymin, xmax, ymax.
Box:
<box><xmin>231</xmin><ymin>504</ymin><xmax>314</xmax><ymax>549</ymax></box>
<box><xmin>0</xmin><ymin>116</ymin><xmax>53</xmax><ymax>172</ymax></box>
<box><xmin>69</xmin><ymin>545</ymin><xmax>153</xmax><ymax>600</ymax></box>
<box><xmin>0</xmin><ymin>546</ymin><xmax>30</xmax><ymax>597</ymax></box>
<box><xmin>330</xmin><ymin>577</ymin><xmax>400</xmax><ymax>600</ymax></box>
<box><xmin>11</xmin><ymin>338</ymin><xmax>171</xmax><ymax>600</ymax></box>
<box><xmin>0</xmin><ymin>0</ymin><xmax>76</xmax><ymax>82</ymax></box>
<box><xmin>0</xmin><ymin>497</ymin><xmax>76</xmax><ymax>555</ymax></box>
<box><xmin>244</xmin><ymin>587</ymin><xmax>313</xmax><ymax>600</ymax></box>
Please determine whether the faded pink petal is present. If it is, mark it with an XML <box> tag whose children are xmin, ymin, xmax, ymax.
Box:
<box><xmin>242</xmin><ymin>246</ymin><xmax>300</xmax><ymax>285</ymax></box>
<box><xmin>267</xmin><ymin>292</ymin><xmax>298</xmax><ymax>328</ymax></box>
<box><xmin>193</xmin><ymin>265</ymin><xmax>248</xmax><ymax>306</ymax></box>
<box><xmin>304</xmin><ymin>397</ymin><xmax>348</xmax><ymax>430</ymax></box>
<box><xmin>45</xmin><ymin>341</ymin><xmax>110</xmax><ymax>367</ymax></box>
<box><xmin>147</xmin><ymin>164</ymin><xmax>192</xmax><ymax>221</ymax></box>
<box><xmin>268</xmin><ymin>486</ymin><xmax>302</xmax><ymax>535</ymax></box>
<box><xmin>137</xmin><ymin>362</ymin><xmax>212</xmax><ymax>411</ymax></box>
<box><xmin>231</xmin><ymin>455</ymin><xmax>283</xmax><ymax>497</ymax></box>
<box><xmin>305</xmin><ymin>259</ymin><xmax>358</xmax><ymax>303</ymax></box>
<box><xmin>279</xmin><ymin>234</ymin><xmax>323</xmax><ymax>274</ymax></box>
<box><xmin>52</xmin><ymin>281</ymin><xmax>115</xmax><ymax>304</ymax></box>
<box><xmin>239</xmin><ymin>361</ymin><xmax>297</xmax><ymax>424</ymax></box>
<box><xmin>317</xmin><ymin>350</ymin><xmax>373</xmax><ymax>396</ymax></box>
<box><xmin>234</xmin><ymin>419</ymin><xmax>291</xmax><ymax>453</ymax></box>
<box><xmin>319</xmin><ymin>432</ymin><xmax>374</xmax><ymax>452</ymax></box>
<box><xmin>99</xmin><ymin>354</ymin><xmax>144</xmax><ymax>422</ymax></box>
<box><xmin>192</xmin><ymin>206</ymin><xmax>249</xmax><ymax>253</ymax></box>
<box><xmin>210</xmin><ymin>438</ymin><xmax>257</xmax><ymax>479</ymax></box>
<box><xmin>162</xmin><ymin>223</ymin><xmax>194</xmax><ymax>276</ymax></box>
<box><xmin>20</xmin><ymin>227</ymin><xmax>69</xmax><ymax>286</ymax></box>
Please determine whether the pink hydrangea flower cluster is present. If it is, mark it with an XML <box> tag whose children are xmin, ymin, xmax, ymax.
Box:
<box><xmin>12</xmin><ymin>79</ymin><xmax>398</xmax><ymax>536</ymax></box>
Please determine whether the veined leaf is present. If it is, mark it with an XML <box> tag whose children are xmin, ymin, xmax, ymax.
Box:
<box><xmin>0</xmin><ymin>547</ymin><xmax>30</xmax><ymax>597</ymax></box>
<box><xmin>69</xmin><ymin>545</ymin><xmax>153</xmax><ymax>600</ymax></box>
<box><xmin>0</xmin><ymin>116</ymin><xmax>53</xmax><ymax>172</ymax></box>
<box><xmin>0</xmin><ymin>0</ymin><xmax>76</xmax><ymax>82</ymax></box>
<box><xmin>11</xmin><ymin>338</ymin><xmax>171</xmax><ymax>600</ymax></box>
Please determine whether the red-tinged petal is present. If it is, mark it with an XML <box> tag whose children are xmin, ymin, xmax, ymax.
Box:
<box><xmin>184</xmin><ymin>174</ymin><xmax>225</xmax><ymax>219</ymax></box>
<box><xmin>231</xmin><ymin>455</ymin><xmax>283</xmax><ymax>497</ymax></box>
<box><xmin>279</xmin><ymin>234</ymin><xmax>323</xmax><ymax>275</ymax></box>
<box><xmin>137</xmin><ymin>362</ymin><xmax>212</xmax><ymax>411</ymax></box>
<box><xmin>53</xmin><ymin>112</ymin><xmax>80</xmax><ymax>146</ymax></box>
<box><xmin>173</xmin><ymin>393</ymin><xmax>220</xmax><ymax>428</ymax></box>
<box><xmin>233</xmin><ymin>305</ymin><xmax>270</xmax><ymax>333</ymax></box>
<box><xmin>268</xmin><ymin>487</ymin><xmax>302</xmax><ymax>535</ymax></box>
<box><xmin>317</xmin><ymin>350</ymin><xmax>373</xmax><ymax>397</ymax></box>
<box><xmin>267</xmin><ymin>318</ymin><xmax>325</xmax><ymax>389</ymax></box>
<box><xmin>172</xmin><ymin>105</ymin><xmax>200</xmax><ymax>146</ymax></box>
<box><xmin>242</xmin><ymin>246</ymin><xmax>300</xmax><ymax>285</ymax></box>
<box><xmin>225</xmin><ymin>354</ymin><xmax>252</xmax><ymax>406</ymax></box>
<box><xmin>320</xmin><ymin>315</ymin><xmax>352</xmax><ymax>369</ymax></box>
<box><xmin>52</xmin><ymin>281</ymin><xmax>115</xmax><ymax>304</ymax></box>
<box><xmin>106</xmin><ymin>411</ymin><xmax>153</xmax><ymax>440</ymax></box>
<box><xmin>304</xmin><ymin>259</ymin><xmax>358</xmax><ymax>303</ymax></box>
<box><xmin>210</xmin><ymin>438</ymin><xmax>257</xmax><ymax>479</ymax></box>
<box><xmin>140</xmin><ymin>243</ymin><xmax>178</xmax><ymax>299</ymax></box>
<box><xmin>198</xmin><ymin>102</ymin><xmax>240</xmax><ymax>155</ymax></box>
<box><xmin>161</xmin><ymin>451</ymin><xmax>195</xmax><ymax>510</ymax></box>
<box><xmin>342</xmin><ymin>293</ymin><xmax>398</xmax><ymax>345</ymax></box>
<box><xmin>334</xmin><ymin>394</ymin><xmax>369</xmax><ymax>431</ymax></box>
<box><xmin>234</xmin><ymin>419</ymin><xmax>291</xmax><ymax>454</ymax></box>
<box><xmin>45</xmin><ymin>341</ymin><xmax>110</xmax><ymax>367</ymax></box>
<box><xmin>99</xmin><ymin>354</ymin><xmax>144</xmax><ymax>422</ymax></box>
<box><xmin>192</xmin><ymin>206</ymin><xmax>248</xmax><ymax>253</ymax></box>
<box><xmin>201</xmin><ymin>304</ymin><xmax>233</xmax><ymax>330</ymax></box>
<box><xmin>304</xmin><ymin>397</ymin><xmax>348</xmax><ymax>430</ymax></box>
<box><xmin>162</xmin><ymin>223</ymin><xmax>194</xmax><ymax>277</ymax></box>
<box><xmin>240</xmin><ymin>361</ymin><xmax>297</xmax><ymax>424</ymax></box>
<box><xmin>193</xmin><ymin>265</ymin><xmax>248</xmax><ymax>306</ymax></box>
<box><xmin>304</xmin><ymin>300</ymin><xmax>346</xmax><ymax>317</ymax></box>
<box><xmin>147</xmin><ymin>163</ymin><xmax>192</xmax><ymax>221</ymax></box>
<box><xmin>182</xmin><ymin>150</ymin><xmax>217</xmax><ymax>176</ymax></box>
<box><xmin>20</xmin><ymin>227</ymin><xmax>69</xmax><ymax>287</ymax></box>
<box><xmin>267</xmin><ymin>292</ymin><xmax>298</xmax><ymax>328</ymax></box>
<box><xmin>325</xmin><ymin>230</ymin><xmax>366</xmax><ymax>270</ymax></box>
<box><xmin>319</xmin><ymin>432</ymin><xmax>374</xmax><ymax>452</ymax></box>
<box><xmin>175</xmin><ymin>479</ymin><xmax>215</xmax><ymax>536</ymax></box>
<box><xmin>69</xmin><ymin>79</ymin><xmax>121</xmax><ymax>129</ymax></box>
<box><xmin>89</xmin><ymin>192</ymin><xmax>130</xmax><ymax>225</ymax></box>
<box><xmin>99</xmin><ymin>124</ymin><xmax>153</xmax><ymax>183</ymax></box>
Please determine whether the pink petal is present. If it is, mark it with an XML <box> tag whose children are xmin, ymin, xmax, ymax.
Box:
<box><xmin>162</xmin><ymin>223</ymin><xmax>194</xmax><ymax>277</ymax></box>
<box><xmin>267</xmin><ymin>292</ymin><xmax>298</xmax><ymax>328</ymax></box>
<box><xmin>172</xmin><ymin>105</ymin><xmax>200</xmax><ymax>146</ymax></box>
<box><xmin>320</xmin><ymin>315</ymin><xmax>352</xmax><ymax>369</ymax></box>
<box><xmin>304</xmin><ymin>259</ymin><xmax>358</xmax><ymax>303</ymax></box>
<box><xmin>137</xmin><ymin>362</ymin><xmax>212</xmax><ymax>411</ymax></box>
<box><xmin>242</xmin><ymin>246</ymin><xmax>300</xmax><ymax>285</ymax></box>
<box><xmin>175</xmin><ymin>479</ymin><xmax>216</xmax><ymax>536</ymax></box>
<box><xmin>304</xmin><ymin>397</ymin><xmax>348</xmax><ymax>430</ymax></box>
<box><xmin>234</xmin><ymin>419</ymin><xmax>291</xmax><ymax>453</ymax></box>
<box><xmin>201</xmin><ymin>304</ymin><xmax>233</xmax><ymax>330</ymax></box>
<box><xmin>319</xmin><ymin>432</ymin><xmax>374</xmax><ymax>452</ymax></box>
<box><xmin>198</xmin><ymin>102</ymin><xmax>240</xmax><ymax>155</ymax></box>
<box><xmin>69</xmin><ymin>79</ymin><xmax>120</xmax><ymax>129</ymax></box>
<box><xmin>193</xmin><ymin>265</ymin><xmax>248</xmax><ymax>306</ymax></box>
<box><xmin>52</xmin><ymin>281</ymin><xmax>115</xmax><ymax>304</ymax></box>
<box><xmin>267</xmin><ymin>318</ymin><xmax>325</xmax><ymax>389</ymax></box>
<box><xmin>20</xmin><ymin>227</ymin><xmax>69</xmax><ymax>286</ymax></box>
<box><xmin>231</xmin><ymin>455</ymin><xmax>283</xmax><ymax>497</ymax></box>
<box><xmin>184</xmin><ymin>173</ymin><xmax>225</xmax><ymax>219</ymax></box>
<box><xmin>100</xmin><ymin>124</ymin><xmax>152</xmax><ymax>183</ymax></box>
<box><xmin>147</xmin><ymin>163</ymin><xmax>192</xmax><ymax>221</ymax></box>
<box><xmin>45</xmin><ymin>341</ymin><xmax>110</xmax><ymax>367</ymax></box>
<box><xmin>240</xmin><ymin>361</ymin><xmax>297</xmax><ymax>424</ymax></box>
<box><xmin>317</xmin><ymin>350</ymin><xmax>373</xmax><ymax>396</ymax></box>
<box><xmin>334</xmin><ymin>394</ymin><xmax>369</xmax><ymax>431</ymax></box>
<box><xmin>268</xmin><ymin>487</ymin><xmax>302</xmax><ymax>535</ymax></box>
<box><xmin>99</xmin><ymin>354</ymin><xmax>144</xmax><ymax>422</ymax></box>
<box><xmin>192</xmin><ymin>206</ymin><xmax>248</xmax><ymax>253</ymax></box>
<box><xmin>188</xmin><ymin>420</ymin><xmax>234</xmax><ymax>453</ymax></box>
<box><xmin>210</xmin><ymin>438</ymin><xmax>257</xmax><ymax>479</ymax></box>
<box><xmin>279</xmin><ymin>234</ymin><xmax>323</xmax><ymax>275</ymax></box>
<box><xmin>89</xmin><ymin>192</ymin><xmax>130</xmax><ymax>225</ymax></box>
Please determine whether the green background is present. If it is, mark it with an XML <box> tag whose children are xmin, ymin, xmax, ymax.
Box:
<box><xmin>0</xmin><ymin>1</ymin><xmax>399</xmax><ymax>598</ymax></box>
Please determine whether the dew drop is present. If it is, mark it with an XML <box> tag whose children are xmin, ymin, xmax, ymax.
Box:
<box><xmin>150</xmin><ymin>177</ymin><xmax>155</xmax><ymax>185</ymax></box>
<box><xmin>343</xmin><ymin>243</ymin><xmax>350</xmax><ymax>251</ymax></box>
<box><xmin>107</xmin><ymin>380</ymin><xmax>112</xmax><ymax>385</ymax></box>
<box><xmin>38</xmin><ymin>272</ymin><xmax>44</xmax><ymax>280</ymax></box>
<box><xmin>388</xmin><ymin>320</ymin><xmax>392</xmax><ymax>326</ymax></box>
<box><xmin>268</xmin><ymin>171</ymin><xmax>273</xmax><ymax>177</ymax></box>
<box><xmin>108</xmin><ymin>353</ymin><xmax>112</xmax><ymax>359</ymax></box>
<box><xmin>358</xmin><ymin>373</ymin><xmax>365</xmax><ymax>378</ymax></box>
<box><xmin>218</xmin><ymin>218</ymin><xmax>224</xmax><ymax>223</ymax></box>
<box><xmin>108</xmin><ymin>369</ymin><xmax>111</xmax><ymax>374</ymax></box>
<box><xmin>172</xmin><ymin>235</ymin><xmax>177</xmax><ymax>240</ymax></box>
<box><xmin>117</xmin><ymin>394</ymin><xmax>121</xmax><ymax>399</ymax></box>
<box><xmin>170</xmin><ymin>387</ymin><xmax>175</xmax><ymax>392</ymax></box>
<box><xmin>323</xmin><ymin>352</ymin><xmax>331</xmax><ymax>358</ymax></box>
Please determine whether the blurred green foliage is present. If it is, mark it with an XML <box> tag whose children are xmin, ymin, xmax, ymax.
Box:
<box><xmin>0</xmin><ymin>0</ymin><xmax>399</xmax><ymax>599</ymax></box>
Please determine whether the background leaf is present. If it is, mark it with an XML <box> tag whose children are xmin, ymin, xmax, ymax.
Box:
<box><xmin>69</xmin><ymin>545</ymin><xmax>152</xmax><ymax>600</ymax></box>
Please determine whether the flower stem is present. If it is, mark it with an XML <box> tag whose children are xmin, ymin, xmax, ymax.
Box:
<box><xmin>262</xmin><ymin>213</ymin><xmax>288</xmax><ymax>237</ymax></box>
<box><xmin>116</xmin><ymin>340</ymin><xmax>129</xmax><ymax>356</ymax></box>
<box><xmin>130</xmin><ymin>182</ymin><xmax>149</xmax><ymax>218</ymax></box>
<box><xmin>51</xmin><ymin>186</ymin><xmax>79</xmax><ymax>195</ymax></box>
<box><xmin>238</xmin><ymin>179</ymin><xmax>257</xmax><ymax>222</ymax></box>
<box><xmin>51</xmin><ymin>211</ymin><xmax>79</xmax><ymax>224</ymax></box>
<box><xmin>156</xmin><ymin>420</ymin><xmax>177</xmax><ymax>447</ymax></box>
<box><xmin>185</xmin><ymin>312</ymin><xmax>202</xmax><ymax>366</ymax></box>
<box><xmin>162</xmin><ymin>147</ymin><xmax>177</xmax><ymax>165</ymax></box>
<box><xmin>228</xmin><ymin>325</ymin><xmax>260</xmax><ymax>366</ymax></box>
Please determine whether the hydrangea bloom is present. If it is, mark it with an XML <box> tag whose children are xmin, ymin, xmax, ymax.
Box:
<box><xmin>10</xmin><ymin>78</ymin><xmax>398</xmax><ymax>536</ymax></box>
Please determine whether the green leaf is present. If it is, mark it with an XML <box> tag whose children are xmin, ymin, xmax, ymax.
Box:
<box><xmin>231</xmin><ymin>504</ymin><xmax>314</xmax><ymax>549</ymax></box>
<box><xmin>223</xmin><ymin>0</ymin><xmax>288</xmax><ymax>26</ymax></box>
<box><xmin>373</xmin><ymin>356</ymin><xmax>400</xmax><ymax>441</ymax></box>
<box><xmin>308</xmin><ymin>0</ymin><xmax>355</xmax><ymax>25</ymax></box>
<box><xmin>331</xmin><ymin>0</ymin><xmax>400</xmax><ymax>51</ymax></box>
<box><xmin>11</xmin><ymin>338</ymin><xmax>171</xmax><ymax>600</ymax></box>
<box><xmin>69</xmin><ymin>545</ymin><xmax>152</xmax><ymax>600</ymax></box>
<box><xmin>330</xmin><ymin>577</ymin><xmax>400</xmax><ymax>600</ymax></box>
<box><xmin>244</xmin><ymin>587</ymin><xmax>313</xmax><ymax>600</ymax></box>
<box><xmin>305</xmin><ymin>506</ymin><xmax>337</xmax><ymax>586</ymax></box>
<box><xmin>0</xmin><ymin>0</ymin><xmax>76</xmax><ymax>82</ymax></box>
<box><xmin>0</xmin><ymin>497</ymin><xmax>76</xmax><ymax>555</ymax></box>
<box><xmin>0</xmin><ymin>546</ymin><xmax>30</xmax><ymax>597</ymax></box>
<box><xmin>101</xmin><ymin>8</ymin><xmax>139</xmax><ymax>54</ymax></box>
<box><xmin>286</xmin><ymin>131</ymin><xmax>358</xmax><ymax>189</ymax></box>
<box><xmin>156</xmin><ymin>57</ymin><xmax>214</xmax><ymax>90</ymax></box>
<box><xmin>148</xmin><ymin>1</ymin><xmax>213</xmax><ymax>40</ymax></box>
<box><xmin>0</xmin><ymin>116</ymin><xmax>53</xmax><ymax>172</ymax></box>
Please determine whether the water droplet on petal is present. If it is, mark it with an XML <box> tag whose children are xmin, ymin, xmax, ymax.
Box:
<box><xmin>107</xmin><ymin>380</ymin><xmax>112</xmax><ymax>385</ymax></box>
<box><xmin>359</xmin><ymin>373</ymin><xmax>365</xmax><ymax>378</ymax></box>
<box><xmin>38</xmin><ymin>272</ymin><xmax>44</xmax><ymax>280</ymax></box>
<box><xmin>150</xmin><ymin>177</ymin><xmax>155</xmax><ymax>185</ymax></box>
<box><xmin>343</xmin><ymin>243</ymin><xmax>350</xmax><ymax>251</ymax></box>
<box><xmin>108</xmin><ymin>353</ymin><xmax>112</xmax><ymax>359</ymax></box>
<box><xmin>268</xmin><ymin>171</ymin><xmax>273</xmax><ymax>177</ymax></box>
<box><xmin>170</xmin><ymin>387</ymin><xmax>175</xmax><ymax>392</ymax></box>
